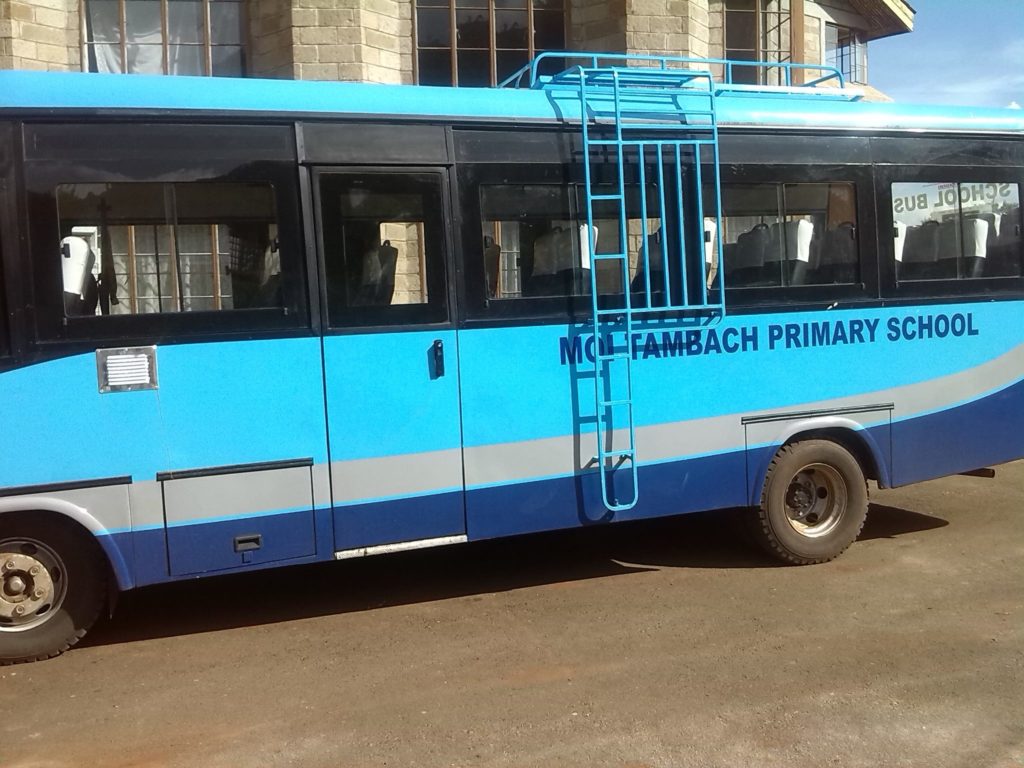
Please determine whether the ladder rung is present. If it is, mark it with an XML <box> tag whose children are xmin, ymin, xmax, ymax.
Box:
<box><xmin>589</xmin><ymin>193</ymin><xmax>623</xmax><ymax>201</ymax></box>
<box><xmin>596</xmin><ymin>352</ymin><xmax>630</xmax><ymax>361</ymax></box>
<box><xmin>596</xmin><ymin>307</ymin><xmax>627</xmax><ymax>316</ymax></box>
<box><xmin>591</xmin><ymin>252</ymin><xmax>627</xmax><ymax>260</ymax></box>
<box><xmin>602</xmin><ymin>449</ymin><xmax>635</xmax><ymax>459</ymax></box>
<box><xmin>599</xmin><ymin>399</ymin><xmax>632</xmax><ymax>407</ymax></box>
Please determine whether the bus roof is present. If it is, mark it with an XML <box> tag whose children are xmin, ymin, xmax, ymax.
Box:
<box><xmin>2</xmin><ymin>69</ymin><xmax>1023</xmax><ymax>136</ymax></box>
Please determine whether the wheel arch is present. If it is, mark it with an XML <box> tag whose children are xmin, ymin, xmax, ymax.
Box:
<box><xmin>0</xmin><ymin>499</ymin><xmax>134</xmax><ymax>592</ymax></box>
<box><xmin>748</xmin><ymin>416</ymin><xmax>891</xmax><ymax>506</ymax></box>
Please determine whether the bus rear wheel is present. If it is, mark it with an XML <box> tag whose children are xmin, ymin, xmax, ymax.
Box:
<box><xmin>0</xmin><ymin>514</ymin><xmax>107</xmax><ymax>665</ymax></box>
<box><xmin>751</xmin><ymin>440</ymin><xmax>868</xmax><ymax>565</ymax></box>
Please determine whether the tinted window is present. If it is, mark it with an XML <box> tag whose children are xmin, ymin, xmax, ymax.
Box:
<box><xmin>717</xmin><ymin>182</ymin><xmax>859</xmax><ymax>288</ymax></box>
<box><xmin>319</xmin><ymin>173</ymin><xmax>448</xmax><ymax>327</ymax></box>
<box><xmin>56</xmin><ymin>182</ymin><xmax>282</xmax><ymax>317</ymax></box>
<box><xmin>479</xmin><ymin>184</ymin><xmax>588</xmax><ymax>300</ymax></box>
<box><xmin>892</xmin><ymin>181</ymin><xmax>1022</xmax><ymax>281</ymax></box>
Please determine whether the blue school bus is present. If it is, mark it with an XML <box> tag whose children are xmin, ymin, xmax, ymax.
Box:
<box><xmin>1</xmin><ymin>54</ymin><xmax>1022</xmax><ymax>663</ymax></box>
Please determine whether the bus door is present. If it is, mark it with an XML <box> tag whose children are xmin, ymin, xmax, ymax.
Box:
<box><xmin>314</xmin><ymin>169</ymin><xmax>466</xmax><ymax>554</ymax></box>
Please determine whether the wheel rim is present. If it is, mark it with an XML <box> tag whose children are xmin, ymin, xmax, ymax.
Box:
<box><xmin>0</xmin><ymin>538</ymin><xmax>68</xmax><ymax>632</ymax></box>
<box><xmin>783</xmin><ymin>463</ymin><xmax>848</xmax><ymax>538</ymax></box>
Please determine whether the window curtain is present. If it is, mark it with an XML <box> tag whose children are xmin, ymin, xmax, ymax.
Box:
<box><xmin>86</xmin><ymin>0</ymin><xmax>205</xmax><ymax>75</ymax></box>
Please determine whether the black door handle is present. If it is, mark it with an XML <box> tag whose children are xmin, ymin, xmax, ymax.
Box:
<box><xmin>432</xmin><ymin>339</ymin><xmax>445</xmax><ymax>378</ymax></box>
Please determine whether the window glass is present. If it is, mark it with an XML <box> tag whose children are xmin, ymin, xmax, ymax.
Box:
<box><xmin>724</xmin><ymin>0</ymin><xmax>791</xmax><ymax>85</ymax></box>
<box><xmin>56</xmin><ymin>182</ymin><xmax>280</xmax><ymax>317</ymax></box>
<box><xmin>477</xmin><ymin>182</ymin><xmax>677</xmax><ymax>303</ymax></box>
<box><xmin>85</xmin><ymin>0</ymin><xmax>246</xmax><ymax>76</ymax></box>
<box><xmin>319</xmin><ymin>173</ymin><xmax>448</xmax><ymax>326</ymax></box>
<box><xmin>717</xmin><ymin>182</ymin><xmax>858</xmax><ymax>288</ymax></box>
<box><xmin>479</xmin><ymin>184</ymin><xmax>588</xmax><ymax>299</ymax></box>
<box><xmin>826</xmin><ymin>23</ymin><xmax>868</xmax><ymax>83</ymax></box>
<box><xmin>415</xmin><ymin>0</ymin><xmax>565</xmax><ymax>87</ymax></box>
<box><xmin>892</xmin><ymin>182</ymin><xmax>1022</xmax><ymax>281</ymax></box>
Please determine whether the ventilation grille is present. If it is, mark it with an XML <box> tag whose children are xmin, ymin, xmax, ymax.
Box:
<box><xmin>96</xmin><ymin>347</ymin><xmax>158</xmax><ymax>393</ymax></box>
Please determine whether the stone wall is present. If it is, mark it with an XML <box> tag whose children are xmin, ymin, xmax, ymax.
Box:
<box><xmin>0</xmin><ymin>0</ymin><xmax>79</xmax><ymax>71</ymax></box>
<box><xmin>248</xmin><ymin>0</ymin><xmax>294</xmax><ymax>78</ymax></box>
<box><xmin>624</xmin><ymin>0</ymin><xmax>709</xmax><ymax>58</ymax></box>
<box><xmin>569</xmin><ymin>0</ymin><xmax>627</xmax><ymax>52</ymax></box>
<box><xmin>289</xmin><ymin>0</ymin><xmax>411</xmax><ymax>84</ymax></box>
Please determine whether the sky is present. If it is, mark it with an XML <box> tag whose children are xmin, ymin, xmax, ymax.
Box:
<box><xmin>869</xmin><ymin>0</ymin><xmax>1024</xmax><ymax>107</ymax></box>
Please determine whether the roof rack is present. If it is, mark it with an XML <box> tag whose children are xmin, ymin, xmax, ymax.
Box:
<box><xmin>499</xmin><ymin>51</ymin><xmax>862</xmax><ymax>101</ymax></box>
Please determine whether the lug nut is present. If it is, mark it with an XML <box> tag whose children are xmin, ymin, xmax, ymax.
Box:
<box><xmin>33</xmin><ymin>589</ymin><xmax>45</xmax><ymax>599</ymax></box>
<box><xmin>29</xmin><ymin>566</ymin><xmax>40</xmax><ymax>576</ymax></box>
<box><xmin>3</xmin><ymin>560</ymin><xmax>14</xmax><ymax>571</ymax></box>
<box><xmin>13</xmin><ymin>605</ymin><xmax>24</xmax><ymax>615</ymax></box>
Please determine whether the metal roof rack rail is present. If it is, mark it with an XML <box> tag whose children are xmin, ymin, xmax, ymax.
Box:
<box><xmin>499</xmin><ymin>51</ymin><xmax>863</xmax><ymax>102</ymax></box>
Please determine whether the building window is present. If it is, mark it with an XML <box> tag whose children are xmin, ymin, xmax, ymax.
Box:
<box><xmin>415</xmin><ymin>0</ymin><xmax>565</xmax><ymax>87</ymax></box>
<box><xmin>724</xmin><ymin>0</ymin><xmax>791</xmax><ymax>85</ymax></box>
<box><xmin>83</xmin><ymin>0</ymin><xmax>246</xmax><ymax>76</ymax></box>
<box><xmin>825</xmin><ymin>24</ymin><xmax>867</xmax><ymax>83</ymax></box>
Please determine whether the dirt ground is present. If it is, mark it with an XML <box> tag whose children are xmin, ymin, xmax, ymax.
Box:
<box><xmin>2</xmin><ymin>462</ymin><xmax>1022</xmax><ymax>768</ymax></box>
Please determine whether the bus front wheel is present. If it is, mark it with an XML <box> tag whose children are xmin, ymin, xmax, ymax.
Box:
<box><xmin>752</xmin><ymin>440</ymin><xmax>869</xmax><ymax>565</ymax></box>
<box><xmin>0</xmin><ymin>513</ymin><xmax>107</xmax><ymax>665</ymax></box>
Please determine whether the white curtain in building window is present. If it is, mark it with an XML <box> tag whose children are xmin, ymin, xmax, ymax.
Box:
<box><xmin>87</xmin><ymin>0</ymin><xmax>207</xmax><ymax>75</ymax></box>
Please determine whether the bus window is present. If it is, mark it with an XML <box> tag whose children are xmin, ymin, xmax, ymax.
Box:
<box><xmin>892</xmin><ymin>181</ymin><xmax>1022</xmax><ymax>281</ymax></box>
<box><xmin>717</xmin><ymin>182</ymin><xmax>859</xmax><ymax>288</ymax></box>
<box><xmin>477</xmin><ymin>182</ymin><xmax>671</xmax><ymax>302</ymax></box>
<box><xmin>56</xmin><ymin>182</ymin><xmax>281</xmax><ymax>316</ymax></box>
<box><xmin>319</xmin><ymin>172</ymin><xmax>448</xmax><ymax>326</ymax></box>
<box><xmin>479</xmin><ymin>184</ymin><xmax>588</xmax><ymax>299</ymax></box>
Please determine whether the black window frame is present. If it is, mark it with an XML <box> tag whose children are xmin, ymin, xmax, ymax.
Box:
<box><xmin>876</xmin><ymin>163</ymin><xmax>1024</xmax><ymax>301</ymax></box>
<box><xmin>23</xmin><ymin>122</ymin><xmax>310</xmax><ymax>347</ymax></box>
<box><xmin>0</xmin><ymin>121</ymin><xmax>19</xmax><ymax>364</ymax></box>
<box><xmin>717</xmin><ymin>162</ymin><xmax>879</xmax><ymax>310</ymax></box>
<box><xmin>312</xmin><ymin>167</ymin><xmax>454</xmax><ymax>332</ymax></box>
<box><xmin>0</xmin><ymin>187</ymin><xmax>10</xmax><ymax>361</ymax></box>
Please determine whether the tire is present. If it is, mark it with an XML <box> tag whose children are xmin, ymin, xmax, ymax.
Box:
<box><xmin>0</xmin><ymin>513</ymin><xmax>108</xmax><ymax>665</ymax></box>
<box><xmin>750</xmin><ymin>439</ymin><xmax>869</xmax><ymax>565</ymax></box>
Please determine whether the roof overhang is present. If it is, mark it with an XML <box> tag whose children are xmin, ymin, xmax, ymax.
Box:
<box><xmin>847</xmin><ymin>0</ymin><xmax>915</xmax><ymax>40</ymax></box>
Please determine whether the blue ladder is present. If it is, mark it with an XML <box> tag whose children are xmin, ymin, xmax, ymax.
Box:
<box><xmin>575</xmin><ymin>63</ymin><xmax>726</xmax><ymax>512</ymax></box>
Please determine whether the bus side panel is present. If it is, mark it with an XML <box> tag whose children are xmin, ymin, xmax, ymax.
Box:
<box><xmin>0</xmin><ymin>338</ymin><xmax>333</xmax><ymax>587</ymax></box>
<box><xmin>458</xmin><ymin>301</ymin><xmax>1023</xmax><ymax>539</ymax></box>
<box><xmin>457</xmin><ymin>321</ymin><xmax>750</xmax><ymax>540</ymax></box>
<box><xmin>891</xmin><ymin>374</ymin><xmax>1024</xmax><ymax>486</ymax></box>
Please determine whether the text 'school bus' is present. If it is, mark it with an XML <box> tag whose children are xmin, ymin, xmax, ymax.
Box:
<box><xmin>1</xmin><ymin>54</ymin><xmax>1022</xmax><ymax>664</ymax></box>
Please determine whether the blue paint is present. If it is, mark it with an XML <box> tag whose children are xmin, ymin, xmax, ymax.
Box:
<box><xmin>0</xmin><ymin>337</ymin><xmax>328</xmax><ymax>487</ymax></box>
<box><xmin>332</xmin><ymin>489</ymin><xmax>466</xmax><ymax>551</ymax></box>
<box><xmin>458</xmin><ymin>303</ymin><xmax>1022</xmax><ymax>449</ymax></box>
<box><xmin>2</xmin><ymin>70</ymin><xmax>1023</xmax><ymax>136</ymax></box>
<box><xmin>892</xmin><ymin>377</ymin><xmax>1024</xmax><ymax>486</ymax></box>
<box><xmin>167</xmin><ymin>507</ymin><xmax>317</xmax><ymax>576</ymax></box>
<box><xmin>81</xmin><ymin>372</ymin><xmax>1024</xmax><ymax>589</ymax></box>
<box><xmin>323</xmin><ymin>329</ymin><xmax>467</xmax><ymax>547</ymax></box>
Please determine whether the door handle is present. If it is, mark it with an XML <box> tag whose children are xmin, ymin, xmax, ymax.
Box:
<box><xmin>432</xmin><ymin>339</ymin><xmax>445</xmax><ymax>378</ymax></box>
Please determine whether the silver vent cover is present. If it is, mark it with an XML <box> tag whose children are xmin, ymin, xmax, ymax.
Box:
<box><xmin>96</xmin><ymin>346</ymin><xmax>158</xmax><ymax>393</ymax></box>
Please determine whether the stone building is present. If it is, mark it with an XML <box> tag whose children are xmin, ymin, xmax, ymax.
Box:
<box><xmin>0</xmin><ymin>0</ymin><xmax>912</xmax><ymax>90</ymax></box>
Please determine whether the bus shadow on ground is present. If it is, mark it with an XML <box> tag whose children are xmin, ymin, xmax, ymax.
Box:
<box><xmin>80</xmin><ymin>503</ymin><xmax>947</xmax><ymax>651</ymax></box>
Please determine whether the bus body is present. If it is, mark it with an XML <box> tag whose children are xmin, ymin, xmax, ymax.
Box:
<box><xmin>1</xmin><ymin>58</ymin><xmax>1022</xmax><ymax>662</ymax></box>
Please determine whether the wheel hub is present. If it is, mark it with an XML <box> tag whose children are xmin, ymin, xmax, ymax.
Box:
<box><xmin>0</xmin><ymin>551</ymin><xmax>56</xmax><ymax>625</ymax></box>
<box><xmin>783</xmin><ymin>464</ymin><xmax>848</xmax><ymax>538</ymax></box>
